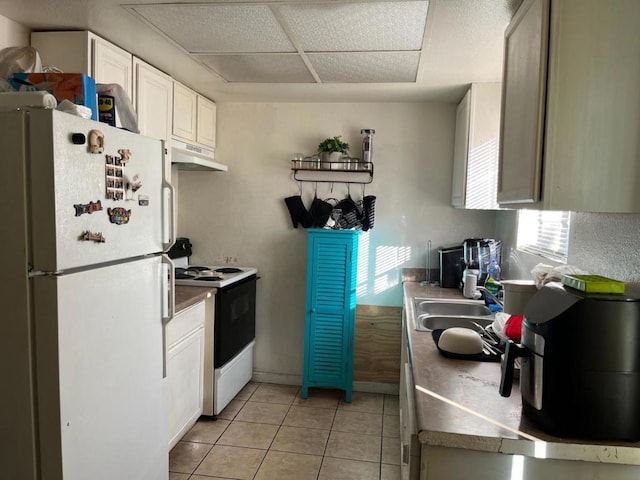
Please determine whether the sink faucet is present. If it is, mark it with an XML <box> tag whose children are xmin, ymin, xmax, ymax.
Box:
<box><xmin>476</xmin><ymin>286</ymin><xmax>504</xmax><ymax>308</ymax></box>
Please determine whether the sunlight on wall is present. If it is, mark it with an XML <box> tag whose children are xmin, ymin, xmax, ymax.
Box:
<box><xmin>356</xmin><ymin>231</ymin><xmax>412</xmax><ymax>298</ymax></box>
<box><xmin>467</xmin><ymin>138</ymin><xmax>499</xmax><ymax>209</ymax></box>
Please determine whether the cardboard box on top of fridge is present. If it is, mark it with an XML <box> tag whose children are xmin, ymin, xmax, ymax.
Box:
<box><xmin>7</xmin><ymin>72</ymin><xmax>97</xmax><ymax>120</ymax></box>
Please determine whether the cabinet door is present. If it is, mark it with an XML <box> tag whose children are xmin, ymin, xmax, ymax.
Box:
<box><xmin>306</xmin><ymin>238</ymin><xmax>352</xmax><ymax>386</ymax></box>
<box><xmin>167</xmin><ymin>327</ymin><xmax>204</xmax><ymax>450</ymax></box>
<box><xmin>166</xmin><ymin>301</ymin><xmax>206</xmax><ymax>449</ymax></box>
<box><xmin>543</xmin><ymin>0</ymin><xmax>640</xmax><ymax>212</ymax></box>
<box><xmin>91</xmin><ymin>36</ymin><xmax>133</xmax><ymax>101</ymax></box>
<box><xmin>196</xmin><ymin>95</ymin><xmax>217</xmax><ymax>149</ymax></box>
<box><xmin>451</xmin><ymin>90</ymin><xmax>471</xmax><ymax>208</ymax></box>
<box><xmin>172</xmin><ymin>81</ymin><xmax>197</xmax><ymax>142</ymax></box>
<box><xmin>453</xmin><ymin>84</ymin><xmax>502</xmax><ymax>210</ymax></box>
<box><xmin>134</xmin><ymin>57</ymin><xmax>173</xmax><ymax>142</ymax></box>
<box><xmin>497</xmin><ymin>0</ymin><xmax>549</xmax><ymax>205</ymax></box>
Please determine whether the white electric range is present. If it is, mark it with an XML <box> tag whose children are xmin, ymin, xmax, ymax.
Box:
<box><xmin>172</xmin><ymin>256</ymin><xmax>258</xmax><ymax>288</ymax></box>
<box><xmin>171</xmin><ymin>255</ymin><xmax>258</xmax><ymax>416</ymax></box>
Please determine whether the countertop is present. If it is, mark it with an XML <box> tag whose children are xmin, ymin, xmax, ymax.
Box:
<box><xmin>404</xmin><ymin>282</ymin><xmax>640</xmax><ymax>466</ymax></box>
<box><xmin>175</xmin><ymin>285</ymin><xmax>216</xmax><ymax>313</ymax></box>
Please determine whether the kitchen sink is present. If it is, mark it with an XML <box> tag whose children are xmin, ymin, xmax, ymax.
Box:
<box><xmin>412</xmin><ymin>298</ymin><xmax>494</xmax><ymax>332</ymax></box>
<box><xmin>413</xmin><ymin>299</ymin><xmax>492</xmax><ymax>317</ymax></box>
<box><xmin>415</xmin><ymin>314</ymin><xmax>493</xmax><ymax>332</ymax></box>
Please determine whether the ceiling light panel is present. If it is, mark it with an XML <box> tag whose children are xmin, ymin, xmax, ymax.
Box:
<box><xmin>309</xmin><ymin>52</ymin><xmax>420</xmax><ymax>83</ymax></box>
<box><xmin>132</xmin><ymin>4</ymin><xmax>295</xmax><ymax>53</ymax></box>
<box><xmin>277</xmin><ymin>1</ymin><xmax>429</xmax><ymax>52</ymax></box>
<box><xmin>198</xmin><ymin>54</ymin><xmax>316</xmax><ymax>83</ymax></box>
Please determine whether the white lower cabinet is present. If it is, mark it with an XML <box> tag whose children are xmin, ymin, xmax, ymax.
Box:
<box><xmin>166</xmin><ymin>300</ymin><xmax>206</xmax><ymax>450</ymax></box>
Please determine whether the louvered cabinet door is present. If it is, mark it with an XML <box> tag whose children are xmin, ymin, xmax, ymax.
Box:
<box><xmin>302</xmin><ymin>229</ymin><xmax>360</xmax><ymax>402</ymax></box>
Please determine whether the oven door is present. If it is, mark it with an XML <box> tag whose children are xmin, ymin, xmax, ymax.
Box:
<box><xmin>214</xmin><ymin>275</ymin><xmax>256</xmax><ymax>368</ymax></box>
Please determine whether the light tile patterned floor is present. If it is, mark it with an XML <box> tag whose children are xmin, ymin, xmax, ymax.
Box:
<box><xmin>169</xmin><ymin>382</ymin><xmax>401</xmax><ymax>480</ymax></box>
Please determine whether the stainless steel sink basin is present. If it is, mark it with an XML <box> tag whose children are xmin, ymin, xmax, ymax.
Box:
<box><xmin>415</xmin><ymin>314</ymin><xmax>493</xmax><ymax>332</ymax></box>
<box><xmin>412</xmin><ymin>298</ymin><xmax>494</xmax><ymax>332</ymax></box>
<box><xmin>413</xmin><ymin>299</ymin><xmax>492</xmax><ymax>317</ymax></box>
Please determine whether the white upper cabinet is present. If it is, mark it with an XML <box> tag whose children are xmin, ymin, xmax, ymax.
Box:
<box><xmin>92</xmin><ymin>37</ymin><xmax>132</xmax><ymax>100</ymax></box>
<box><xmin>31</xmin><ymin>31</ymin><xmax>133</xmax><ymax>101</ymax></box>
<box><xmin>172</xmin><ymin>81</ymin><xmax>197</xmax><ymax>143</ymax></box>
<box><xmin>196</xmin><ymin>96</ymin><xmax>217</xmax><ymax>149</ymax></box>
<box><xmin>498</xmin><ymin>0</ymin><xmax>640</xmax><ymax>212</ymax></box>
<box><xmin>133</xmin><ymin>57</ymin><xmax>173</xmax><ymax>142</ymax></box>
<box><xmin>452</xmin><ymin>83</ymin><xmax>502</xmax><ymax>210</ymax></box>
<box><xmin>172</xmin><ymin>81</ymin><xmax>216</xmax><ymax>150</ymax></box>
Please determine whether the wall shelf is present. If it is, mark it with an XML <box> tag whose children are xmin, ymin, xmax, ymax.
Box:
<box><xmin>291</xmin><ymin>160</ymin><xmax>374</xmax><ymax>184</ymax></box>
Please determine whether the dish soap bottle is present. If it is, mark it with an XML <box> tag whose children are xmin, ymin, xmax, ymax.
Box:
<box><xmin>484</xmin><ymin>259</ymin><xmax>502</xmax><ymax>311</ymax></box>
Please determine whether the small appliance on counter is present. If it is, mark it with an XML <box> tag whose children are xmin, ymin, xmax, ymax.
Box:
<box><xmin>168</xmin><ymin>237</ymin><xmax>192</xmax><ymax>259</ymax></box>
<box><xmin>500</xmin><ymin>282</ymin><xmax>640</xmax><ymax>441</ymax></box>
<box><xmin>461</xmin><ymin>238</ymin><xmax>501</xmax><ymax>291</ymax></box>
<box><xmin>438</xmin><ymin>245</ymin><xmax>464</xmax><ymax>288</ymax></box>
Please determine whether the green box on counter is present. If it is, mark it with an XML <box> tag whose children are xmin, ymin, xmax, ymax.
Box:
<box><xmin>8</xmin><ymin>72</ymin><xmax>97</xmax><ymax>120</ymax></box>
<box><xmin>561</xmin><ymin>274</ymin><xmax>626</xmax><ymax>294</ymax></box>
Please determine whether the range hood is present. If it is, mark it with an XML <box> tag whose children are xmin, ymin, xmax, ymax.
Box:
<box><xmin>170</xmin><ymin>138</ymin><xmax>228</xmax><ymax>172</ymax></box>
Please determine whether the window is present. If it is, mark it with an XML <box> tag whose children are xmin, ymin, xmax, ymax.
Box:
<box><xmin>517</xmin><ymin>210</ymin><xmax>571</xmax><ymax>263</ymax></box>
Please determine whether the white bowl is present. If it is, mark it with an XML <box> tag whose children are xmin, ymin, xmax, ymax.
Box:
<box><xmin>438</xmin><ymin>327</ymin><xmax>483</xmax><ymax>355</ymax></box>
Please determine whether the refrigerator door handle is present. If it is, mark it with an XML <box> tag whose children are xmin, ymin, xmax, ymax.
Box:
<box><xmin>162</xmin><ymin>141</ymin><xmax>176</xmax><ymax>251</ymax></box>
<box><xmin>161</xmin><ymin>254</ymin><xmax>175</xmax><ymax>378</ymax></box>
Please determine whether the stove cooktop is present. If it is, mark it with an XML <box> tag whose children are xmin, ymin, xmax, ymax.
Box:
<box><xmin>174</xmin><ymin>264</ymin><xmax>257</xmax><ymax>288</ymax></box>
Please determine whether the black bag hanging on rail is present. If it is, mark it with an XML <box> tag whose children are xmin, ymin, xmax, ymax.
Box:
<box><xmin>335</xmin><ymin>195</ymin><xmax>363</xmax><ymax>230</ymax></box>
<box><xmin>310</xmin><ymin>196</ymin><xmax>334</xmax><ymax>228</ymax></box>
<box><xmin>362</xmin><ymin>195</ymin><xmax>376</xmax><ymax>231</ymax></box>
<box><xmin>284</xmin><ymin>195</ymin><xmax>313</xmax><ymax>229</ymax></box>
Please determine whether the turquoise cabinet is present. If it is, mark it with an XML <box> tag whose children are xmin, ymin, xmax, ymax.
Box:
<box><xmin>302</xmin><ymin>229</ymin><xmax>360</xmax><ymax>402</ymax></box>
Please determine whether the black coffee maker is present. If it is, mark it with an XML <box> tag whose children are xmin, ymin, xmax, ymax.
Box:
<box><xmin>500</xmin><ymin>282</ymin><xmax>640</xmax><ymax>441</ymax></box>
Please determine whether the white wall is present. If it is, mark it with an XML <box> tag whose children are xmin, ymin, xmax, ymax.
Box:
<box><xmin>496</xmin><ymin>210</ymin><xmax>640</xmax><ymax>285</ymax></box>
<box><xmin>0</xmin><ymin>14</ymin><xmax>29</xmax><ymax>48</ymax></box>
<box><xmin>178</xmin><ymin>102</ymin><xmax>496</xmax><ymax>379</ymax></box>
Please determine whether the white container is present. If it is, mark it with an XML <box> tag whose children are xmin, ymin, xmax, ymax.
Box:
<box><xmin>463</xmin><ymin>273</ymin><xmax>478</xmax><ymax>298</ymax></box>
<box><xmin>502</xmin><ymin>280</ymin><xmax>538</xmax><ymax>315</ymax></box>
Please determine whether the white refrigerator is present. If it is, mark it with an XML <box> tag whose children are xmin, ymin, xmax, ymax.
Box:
<box><xmin>0</xmin><ymin>108</ymin><xmax>175</xmax><ymax>480</ymax></box>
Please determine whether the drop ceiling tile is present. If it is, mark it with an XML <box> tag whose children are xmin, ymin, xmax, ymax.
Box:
<box><xmin>309</xmin><ymin>52</ymin><xmax>420</xmax><ymax>83</ymax></box>
<box><xmin>132</xmin><ymin>4</ymin><xmax>295</xmax><ymax>53</ymax></box>
<box><xmin>277</xmin><ymin>1</ymin><xmax>429</xmax><ymax>52</ymax></box>
<box><xmin>197</xmin><ymin>54</ymin><xmax>316</xmax><ymax>83</ymax></box>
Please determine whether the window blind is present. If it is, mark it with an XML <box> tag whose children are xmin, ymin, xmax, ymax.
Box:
<box><xmin>517</xmin><ymin>210</ymin><xmax>571</xmax><ymax>263</ymax></box>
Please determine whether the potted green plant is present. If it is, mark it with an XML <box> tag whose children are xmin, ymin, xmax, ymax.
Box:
<box><xmin>317</xmin><ymin>136</ymin><xmax>349</xmax><ymax>169</ymax></box>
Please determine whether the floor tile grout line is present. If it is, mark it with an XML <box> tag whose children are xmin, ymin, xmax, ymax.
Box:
<box><xmin>171</xmin><ymin>384</ymin><xmax>400</xmax><ymax>479</ymax></box>
<box><xmin>249</xmin><ymin>383</ymin><xmax>299</xmax><ymax>479</ymax></box>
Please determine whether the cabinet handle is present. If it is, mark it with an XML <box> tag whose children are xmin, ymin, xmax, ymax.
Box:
<box><xmin>402</xmin><ymin>443</ymin><xmax>409</xmax><ymax>465</ymax></box>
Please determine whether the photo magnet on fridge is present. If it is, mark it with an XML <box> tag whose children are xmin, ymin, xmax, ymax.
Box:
<box><xmin>73</xmin><ymin>200</ymin><xmax>103</xmax><ymax>216</ymax></box>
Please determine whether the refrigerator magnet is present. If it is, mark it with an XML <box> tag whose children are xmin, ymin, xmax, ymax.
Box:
<box><xmin>105</xmin><ymin>155</ymin><xmax>125</xmax><ymax>201</ymax></box>
<box><xmin>79</xmin><ymin>230</ymin><xmax>106</xmax><ymax>243</ymax></box>
<box><xmin>71</xmin><ymin>133</ymin><xmax>86</xmax><ymax>145</ymax></box>
<box><xmin>138</xmin><ymin>195</ymin><xmax>149</xmax><ymax>206</ymax></box>
<box><xmin>73</xmin><ymin>200</ymin><xmax>103</xmax><ymax>216</ymax></box>
<box><xmin>118</xmin><ymin>149</ymin><xmax>132</xmax><ymax>165</ymax></box>
<box><xmin>125</xmin><ymin>174</ymin><xmax>143</xmax><ymax>200</ymax></box>
<box><xmin>88</xmin><ymin>130</ymin><xmax>104</xmax><ymax>154</ymax></box>
<box><xmin>107</xmin><ymin>207</ymin><xmax>131</xmax><ymax>225</ymax></box>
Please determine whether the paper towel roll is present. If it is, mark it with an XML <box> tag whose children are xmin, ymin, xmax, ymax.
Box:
<box><xmin>0</xmin><ymin>91</ymin><xmax>57</xmax><ymax>109</ymax></box>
